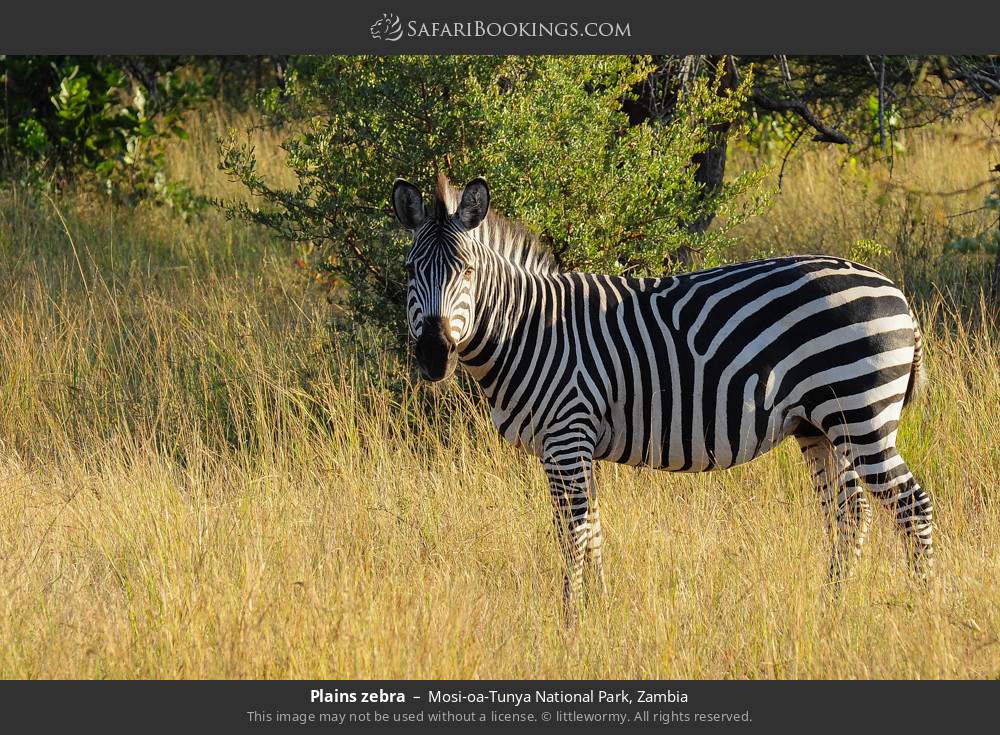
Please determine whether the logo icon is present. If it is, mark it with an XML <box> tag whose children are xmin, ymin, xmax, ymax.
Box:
<box><xmin>370</xmin><ymin>13</ymin><xmax>403</xmax><ymax>41</ymax></box>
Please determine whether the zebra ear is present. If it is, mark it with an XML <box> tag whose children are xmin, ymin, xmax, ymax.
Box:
<box><xmin>457</xmin><ymin>177</ymin><xmax>490</xmax><ymax>230</ymax></box>
<box><xmin>392</xmin><ymin>178</ymin><xmax>426</xmax><ymax>231</ymax></box>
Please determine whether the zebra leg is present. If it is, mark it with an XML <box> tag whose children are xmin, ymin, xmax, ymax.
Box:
<box><xmin>833</xmin><ymin>469</ymin><xmax>872</xmax><ymax>579</ymax></box>
<box><xmin>850</xmin><ymin>445</ymin><xmax>934</xmax><ymax>580</ymax></box>
<box><xmin>585</xmin><ymin>501</ymin><xmax>607</xmax><ymax>596</ymax></box>
<box><xmin>542</xmin><ymin>442</ymin><xmax>596</xmax><ymax>621</ymax></box>
<box><xmin>796</xmin><ymin>428</ymin><xmax>872</xmax><ymax>584</ymax></box>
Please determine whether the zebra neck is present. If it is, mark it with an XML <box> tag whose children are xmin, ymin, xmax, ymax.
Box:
<box><xmin>458</xmin><ymin>265</ymin><xmax>554</xmax><ymax>400</ymax></box>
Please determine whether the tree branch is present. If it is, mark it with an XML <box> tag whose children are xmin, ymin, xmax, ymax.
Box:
<box><xmin>946</xmin><ymin>70</ymin><xmax>1000</xmax><ymax>97</ymax></box>
<box><xmin>749</xmin><ymin>89</ymin><xmax>853</xmax><ymax>145</ymax></box>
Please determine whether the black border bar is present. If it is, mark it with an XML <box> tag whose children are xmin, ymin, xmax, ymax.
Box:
<box><xmin>2</xmin><ymin>1</ymin><xmax>1000</xmax><ymax>54</ymax></box>
<box><xmin>0</xmin><ymin>680</ymin><xmax>996</xmax><ymax>732</ymax></box>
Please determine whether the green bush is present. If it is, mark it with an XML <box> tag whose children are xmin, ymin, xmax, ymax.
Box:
<box><xmin>221</xmin><ymin>55</ymin><xmax>770</xmax><ymax>332</ymax></box>
<box><xmin>1</xmin><ymin>56</ymin><xmax>206</xmax><ymax>211</ymax></box>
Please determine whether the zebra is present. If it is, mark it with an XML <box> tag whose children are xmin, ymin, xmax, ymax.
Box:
<box><xmin>392</xmin><ymin>173</ymin><xmax>933</xmax><ymax>617</ymax></box>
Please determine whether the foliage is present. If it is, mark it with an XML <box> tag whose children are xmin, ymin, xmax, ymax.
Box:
<box><xmin>742</xmin><ymin>109</ymin><xmax>800</xmax><ymax>157</ymax></box>
<box><xmin>849</xmin><ymin>238</ymin><xmax>893</xmax><ymax>267</ymax></box>
<box><xmin>220</xmin><ymin>55</ymin><xmax>771</xmax><ymax>332</ymax></box>
<box><xmin>466</xmin><ymin>57</ymin><xmax>768</xmax><ymax>274</ymax></box>
<box><xmin>744</xmin><ymin>56</ymin><xmax>1000</xmax><ymax>148</ymax></box>
<box><xmin>666</xmin><ymin>55</ymin><xmax>1000</xmax><ymax>164</ymax></box>
<box><xmin>1</xmin><ymin>56</ymin><xmax>208</xmax><ymax>212</ymax></box>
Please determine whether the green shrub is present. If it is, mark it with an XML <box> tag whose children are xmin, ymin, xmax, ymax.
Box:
<box><xmin>221</xmin><ymin>55</ymin><xmax>770</xmax><ymax>332</ymax></box>
<box><xmin>1</xmin><ymin>56</ymin><xmax>207</xmax><ymax>212</ymax></box>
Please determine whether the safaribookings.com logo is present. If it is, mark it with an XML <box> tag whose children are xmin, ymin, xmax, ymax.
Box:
<box><xmin>370</xmin><ymin>13</ymin><xmax>404</xmax><ymax>41</ymax></box>
<box><xmin>370</xmin><ymin>13</ymin><xmax>631</xmax><ymax>41</ymax></box>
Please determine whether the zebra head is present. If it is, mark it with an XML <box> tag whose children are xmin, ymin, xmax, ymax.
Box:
<box><xmin>392</xmin><ymin>176</ymin><xmax>490</xmax><ymax>382</ymax></box>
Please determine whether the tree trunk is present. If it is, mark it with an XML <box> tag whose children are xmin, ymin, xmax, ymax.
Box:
<box><xmin>687</xmin><ymin>114</ymin><xmax>732</xmax><ymax>234</ymax></box>
<box><xmin>621</xmin><ymin>56</ymin><xmax>738</xmax><ymax>270</ymax></box>
<box><xmin>672</xmin><ymin>57</ymin><xmax>737</xmax><ymax>268</ymax></box>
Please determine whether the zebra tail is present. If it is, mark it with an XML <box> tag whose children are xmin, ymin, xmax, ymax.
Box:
<box><xmin>903</xmin><ymin>306</ymin><xmax>928</xmax><ymax>408</ymax></box>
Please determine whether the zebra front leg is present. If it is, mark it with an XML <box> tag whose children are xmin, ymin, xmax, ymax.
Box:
<box><xmin>543</xmin><ymin>450</ymin><xmax>595</xmax><ymax>622</ymax></box>
<box><xmin>585</xmin><ymin>502</ymin><xmax>607</xmax><ymax>597</ymax></box>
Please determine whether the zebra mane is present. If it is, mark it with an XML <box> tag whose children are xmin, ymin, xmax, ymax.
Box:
<box><xmin>435</xmin><ymin>173</ymin><xmax>560</xmax><ymax>274</ymax></box>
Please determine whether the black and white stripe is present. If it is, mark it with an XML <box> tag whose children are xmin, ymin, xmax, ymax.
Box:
<box><xmin>393</xmin><ymin>174</ymin><xmax>933</xmax><ymax>616</ymax></box>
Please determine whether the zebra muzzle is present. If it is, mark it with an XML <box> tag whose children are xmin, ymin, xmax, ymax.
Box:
<box><xmin>414</xmin><ymin>317</ymin><xmax>457</xmax><ymax>382</ymax></box>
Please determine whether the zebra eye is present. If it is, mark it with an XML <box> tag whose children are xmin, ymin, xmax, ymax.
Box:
<box><xmin>405</xmin><ymin>263</ymin><xmax>415</xmax><ymax>278</ymax></box>
<box><xmin>463</xmin><ymin>266</ymin><xmax>475</xmax><ymax>278</ymax></box>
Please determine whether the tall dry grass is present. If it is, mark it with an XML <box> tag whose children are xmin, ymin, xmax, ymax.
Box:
<box><xmin>164</xmin><ymin>103</ymin><xmax>298</xmax><ymax>201</ymax></box>
<box><xmin>0</xmin><ymin>111</ymin><xmax>998</xmax><ymax>679</ymax></box>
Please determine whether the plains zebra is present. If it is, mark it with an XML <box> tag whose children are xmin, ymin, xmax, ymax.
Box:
<box><xmin>393</xmin><ymin>173</ymin><xmax>933</xmax><ymax>616</ymax></box>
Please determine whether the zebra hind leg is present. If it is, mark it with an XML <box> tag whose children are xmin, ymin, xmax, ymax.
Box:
<box><xmin>849</xmin><ymin>444</ymin><xmax>934</xmax><ymax>581</ymax></box>
<box><xmin>796</xmin><ymin>428</ymin><xmax>873</xmax><ymax>587</ymax></box>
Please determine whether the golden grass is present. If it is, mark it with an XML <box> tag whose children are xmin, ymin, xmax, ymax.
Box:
<box><xmin>163</xmin><ymin>103</ymin><xmax>298</xmax><ymax>201</ymax></box>
<box><xmin>0</xmin><ymin>111</ymin><xmax>998</xmax><ymax>679</ymax></box>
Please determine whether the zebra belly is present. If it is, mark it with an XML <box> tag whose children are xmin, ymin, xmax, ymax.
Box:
<box><xmin>593</xmin><ymin>391</ymin><xmax>803</xmax><ymax>472</ymax></box>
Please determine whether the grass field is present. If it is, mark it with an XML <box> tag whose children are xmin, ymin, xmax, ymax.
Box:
<box><xmin>0</xmin><ymin>111</ymin><xmax>998</xmax><ymax>678</ymax></box>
